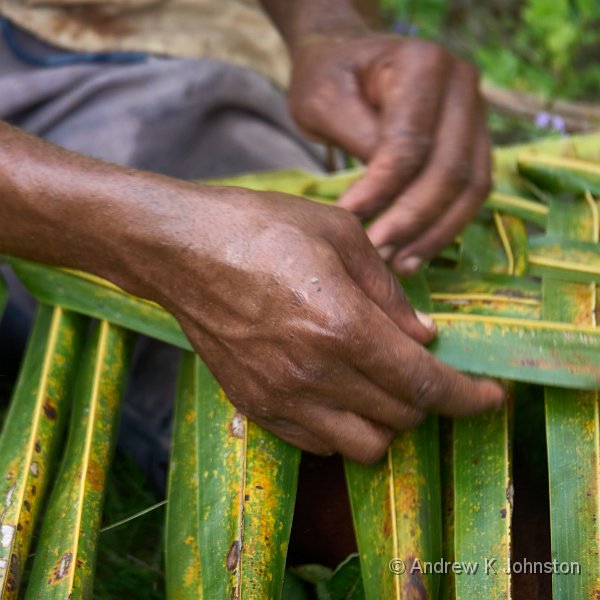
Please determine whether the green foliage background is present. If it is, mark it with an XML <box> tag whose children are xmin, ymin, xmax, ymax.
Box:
<box><xmin>380</xmin><ymin>0</ymin><xmax>600</xmax><ymax>101</ymax></box>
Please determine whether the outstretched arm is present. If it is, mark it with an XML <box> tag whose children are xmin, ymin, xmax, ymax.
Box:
<box><xmin>0</xmin><ymin>121</ymin><xmax>503</xmax><ymax>463</ymax></box>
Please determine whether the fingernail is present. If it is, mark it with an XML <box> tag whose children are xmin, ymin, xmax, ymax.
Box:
<box><xmin>395</xmin><ymin>255</ymin><xmax>422</xmax><ymax>275</ymax></box>
<box><xmin>416</xmin><ymin>310</ymin><xmax>436</xmax><ymax>332</ymax></box>
<box><xmin>377</xmin><ymin>244</ymin><xmax>395</xmax><ymax>261</ymax></box>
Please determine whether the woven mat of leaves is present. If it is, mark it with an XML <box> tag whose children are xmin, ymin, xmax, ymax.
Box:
<box><xmin>1</xmin><ymin>132</ymin><xmax>600</xmax><ymax>599</ymax></box>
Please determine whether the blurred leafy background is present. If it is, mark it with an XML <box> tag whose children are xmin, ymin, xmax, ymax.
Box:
<box><xmin>379</xmin><ymin>0</ymin><xmax>600</xmax><ymax>143</ymax></box>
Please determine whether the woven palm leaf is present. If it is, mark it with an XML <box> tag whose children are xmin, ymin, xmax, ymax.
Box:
<box><xmin>1</xmin><ymin>132</ymin><xmax>600</xmax><ymax>599</ymax></box>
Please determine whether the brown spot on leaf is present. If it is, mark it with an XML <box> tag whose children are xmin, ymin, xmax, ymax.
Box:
<box><xmin>43</xmin><ymin>399</ymin><xmax>57</xmax><ymax>420</ymax></box>
<box><xmin>226</xmin><ymin>540</ymin><xmax>241</xmax><ymax>572</ymax></box>
<box><xmin>506</xmin><ymin>483</ymin><xmax>514</xmax><ymax>507</ymax></box>
<box><xmin>381</xmin><ymin>487</ymin><xmax>395</xmax><ymax>538</ymax></box>
<box><xmin>35</xmin><ymin>441</ymin><xmax>41</xmax><ymax>453</ymax></box>
<box><xmin>86</xmin><ymin>459</ymin><xmax>104</xmax><ymax>492</ymax></box>
<box><xmin>7</xmin><ymin>554</ymin><xmax>19</xmax><ymax>592</ymax></box>
<box><xmin>402</xmin><ymin>557</ymin><xmax>428</xmax><ymax>600</ymax></box>
<box><xmin>52</xmin><ymin>553</ymin><xmax>73</xmax><ymax>582</ymax></box>
<box><xmin>382</xmin><ymin>508</ymin><xmax>392</xmax><ymax>537</ymax></box>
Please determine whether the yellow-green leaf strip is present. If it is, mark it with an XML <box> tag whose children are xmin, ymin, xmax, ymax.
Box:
<box><xmin>518</xmin><ymin>153</ymin><xmax>600</xmax><ymax>197</ymax></box>
<box><xmin>165</xmin><ymin>352</ymin><xmax>203</xmax><ymax>599</ymax></box>
<box><xmin>25</xmin><ymin>321</ymin><xmax>133</xmax><ymax>599</ymax></box>
<box><xmin>10</xmin><ymin>258</ymin><xmax>190</xmax><ymax>351</ymax></box>
<box><xmin>166</xmin><ymin>356</ymin><xmax>300</xmax><ymax>599</ymax></box>
<box><xmin>345</xmin><ymin>274</ymin><xmax>442</xmax><ymax>600</ymax></box>
<box><xmin>430</xmin><ymin>312</ymin><xmax>600</xmax><ymax>389</ymax></box>
<box><xmin>543</xmin><ymin>190</ymin><xmax>600</xmax><ymax>599</ymax></box>
<box><xmin>0</xmin><ymin>306</ymin><xmax>86</xmax><ymax>598</ymax></box>
<box><xmin>345</xmin><ymin>416</ymin><xmax>441</xmax><ymax>600</ymax></box>
<box><xmin>453</xmin><ymin>398</ymin><xmax>512</xmax><ymax>599</ymax></box>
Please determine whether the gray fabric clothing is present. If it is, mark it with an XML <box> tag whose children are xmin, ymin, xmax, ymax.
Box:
<box><xmin>0</xmin><ymin>27</ymin><xmax>325</xmax><ymax>178</ymax></box>
<box><xmin>0</xmin><ymin>27</ymin><xmax>326</xmax><ymax>493</ymax></box>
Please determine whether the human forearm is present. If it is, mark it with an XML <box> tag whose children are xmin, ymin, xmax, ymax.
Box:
<box><xmin>0</xmin><ymin>122</ymin><xmax>215</xmax><ymax>298</ymax></box>
<box><xmin>259</xmin><ymin>0</ymin><xmax>368</xmax><ymax>53</ymax></box>
<box><xmin>0</xmin><ymin>122</ymin><xmax>504</xmax><ymax>462</ymax></box>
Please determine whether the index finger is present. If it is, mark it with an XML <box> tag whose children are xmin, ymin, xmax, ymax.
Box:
<box><xmin>337</xmin><ymin>42</ymin><xmax>451</xmax><ymax>218</ymax></box>
<box><xmin>347</xmin><ymin>297</ymin><xmax>505</xmax><ymax>416</ymax></box>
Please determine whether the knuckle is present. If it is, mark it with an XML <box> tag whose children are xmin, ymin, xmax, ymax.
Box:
<box><xmin>289</xmin><ymin>90</ymin><xmax>327</xmax><ymax>129</ymax></box>
<box><xmin>384</xmin><ymin>133</ymin><xmax>432</xmax><ymax>165</ymax></box>
<box><xmin>410</xmin><ymin>377</ymin><xmax>448</xmax><ymax>410</ymax></box>
<box><xmin>397</xmin><ymin>407</ymin><xmax>426</xmax><ymax>429</ymax></box>
<box><xmin>436</xmin><ymin>161</ymin><xmax>471</xmax><ymax>190</ymax></box>
<box><xmin>326</xmin><ymin>205</ymin><xmax>367</xmax><ymax>242</ymax></box>
<box><xmin>400</xmin><ymin>39</ymin><xmax>449</xmax><ymax>66</ymax></box>
<box><xmin>362</xmin><ymin>262</ymin><xmax>414</xmax><ymax>316</ymax></box>
<box><xmin>316</xmin><ymin>305</ymin><xmax>359</xmax><ymax>351</ymax></box>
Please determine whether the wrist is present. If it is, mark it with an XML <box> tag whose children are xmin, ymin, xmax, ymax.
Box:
<box><xmin>106</xmin><ymin>179</ymin><xmax>220</xmax><ymax>306</ymax></box>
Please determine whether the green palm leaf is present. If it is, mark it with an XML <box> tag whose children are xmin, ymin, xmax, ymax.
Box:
<box><xmin>26</xmin><ymin>321</ymin><xmax>132</xmax><ymax>599</ymax></box>
<box><xmin>519</xmin><ymin>153</ymin><xmax>600</xmax><ymax>197</ymax></box>
<box><xmin>8</xmin><ymin>258</ymin><xmax>600</xmax><ymax>389</ymax></box>
<box><xmin>344</xmin><ymin>275</ymin><xmax>442</xmax><ymax>600</ymax></box>
<box><xmin>2</xmin><ymin>130</ymin><xmax>600</xmax><ymax>600</ymax></box>
<box><xmin>543</xmin><ymin>192</ymin><xmax>600</xmax><ymax>599</ymax></box>
<box><xmin>0</xmin><ymin>306</ymin><xmax>87</xmax><ymax>598</ymax></box>
<box><xmin>452</xmin><ymin>401</ymin><xmax>513</xmax><ymax>598</ymax></box>
<box><xmin>9</xmin><ymin>259</ymin><xmax>188</xmax><ymax>351</ymax></box>
<box><xmin>345</xmin><ymin>416</ymin><xmax>442</xmax><ymax>600</ymax></box>
<box><xmin>166</xmin><ymin>353</ymin><xmax>300</xmax><ymax>599</ymax></box>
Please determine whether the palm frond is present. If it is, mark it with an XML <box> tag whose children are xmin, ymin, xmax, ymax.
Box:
<box><xmin>2</xmin><ymin>131</ymin><xmax>600</xmax><ymax>599</ymax></box>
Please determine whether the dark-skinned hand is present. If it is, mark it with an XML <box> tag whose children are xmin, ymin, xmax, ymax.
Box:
<box><xmin>288</xmin><ymin>33</ymin><xmax>491</xmax><ymax>275</ymax></box>
<box><xmin>0</xmin><ymin>116</ymin><xmax>503</xmax><ymax>465</ymax></box>
<box><xmin>143</xmin><ymin>187</ymin><xmax>504</xmax><ymax>463</ymax></box>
